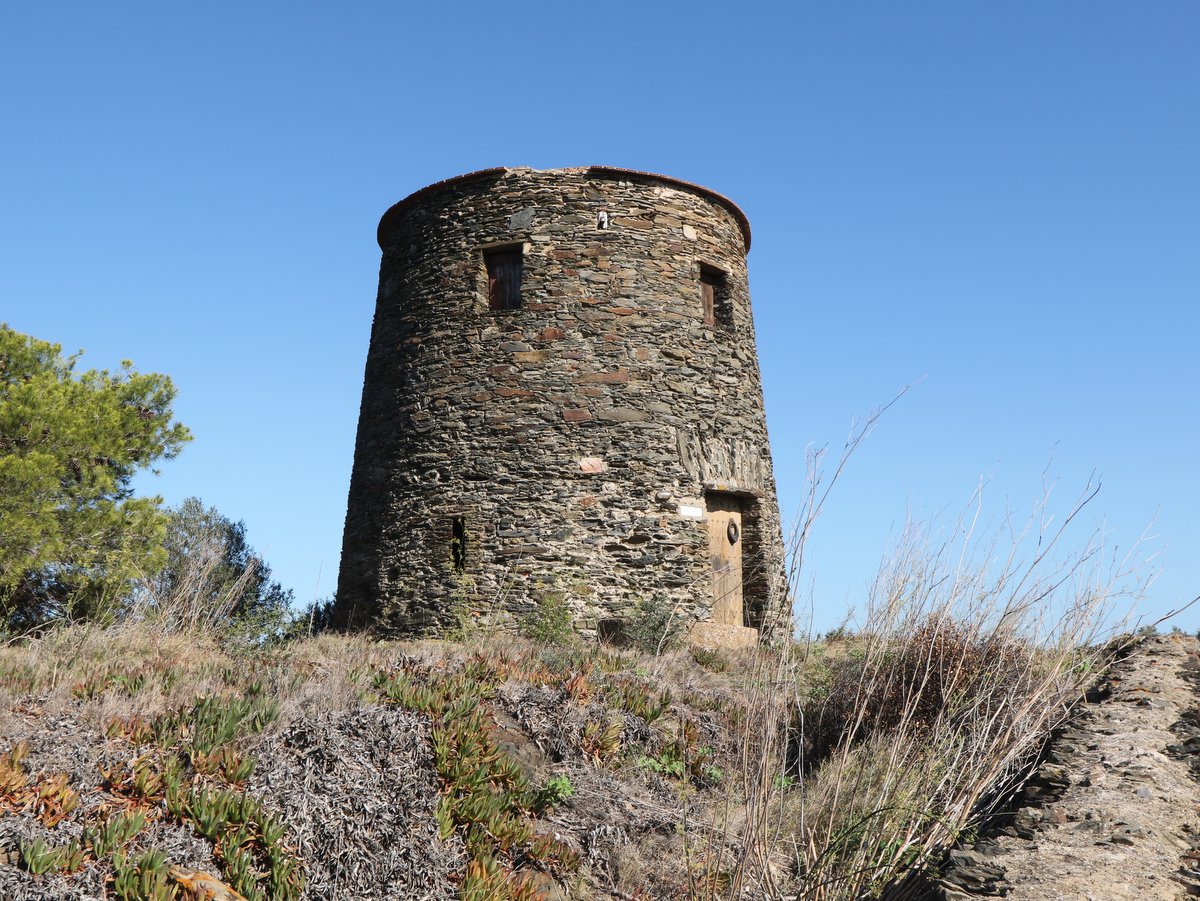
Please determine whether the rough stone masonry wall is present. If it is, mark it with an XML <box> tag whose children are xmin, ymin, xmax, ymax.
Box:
<box><xmin>334</xmin><ymin>166</ymin><xmax>788</xmax><ymax>640</ymax></box>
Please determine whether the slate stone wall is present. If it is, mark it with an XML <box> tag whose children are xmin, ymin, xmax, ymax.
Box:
<box><xmin>334</xmin><ymin>166</ymin><xmax>788</xmax><ymax>640</ymax></box>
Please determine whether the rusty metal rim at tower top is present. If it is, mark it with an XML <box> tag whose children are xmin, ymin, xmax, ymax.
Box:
<box><xmin>375</xmin><ymin>166</ymin><xmax>753</xmax><ymax>252</ymax></box>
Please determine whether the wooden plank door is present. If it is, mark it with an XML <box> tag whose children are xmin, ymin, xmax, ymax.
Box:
<box><xmin>707</xmin><ymin>494</ymin><xmax>744</xmax><ymax>626</ymax></box>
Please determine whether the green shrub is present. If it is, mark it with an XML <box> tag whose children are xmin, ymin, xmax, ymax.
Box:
<box><xmin>626</xmin><ymin>596</ymin><xmax>684</xmax><ymax>655</ymax></box>
<box><xmin>518</xmin><ymin>594</ymin><xmax>576</xmax><ymax>646</ymax></box>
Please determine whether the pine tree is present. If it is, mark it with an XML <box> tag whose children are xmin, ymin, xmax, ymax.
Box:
<box><xmin>0</xmin><ymin>325</ymin><xmax>191</xmax><ymax>628</ymax></box>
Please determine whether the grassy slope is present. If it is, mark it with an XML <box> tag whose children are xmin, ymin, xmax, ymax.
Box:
<box><xmin>0</xmin><ymin>625</ymin><xmax>775</xmax><ymax>900</ymax></box>
<box><xmin>0</xmin><ymin>617</ymin><xmax>1118</xmax><ymax>900</ymax></box>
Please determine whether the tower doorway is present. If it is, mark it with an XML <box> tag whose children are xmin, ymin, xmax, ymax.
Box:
<box><xmin>706</xmin><ymin>493</ymin><xmax>745</xmax><ymax>626</ymax></box>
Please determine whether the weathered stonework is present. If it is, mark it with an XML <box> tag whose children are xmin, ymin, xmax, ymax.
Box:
<box><xmin>334</xmin><ymin>166</ymin><xmax>788</xmax><ymax>641</ymax></box>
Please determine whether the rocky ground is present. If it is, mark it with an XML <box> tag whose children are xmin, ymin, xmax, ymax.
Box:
<box><xmin>937</xmin><ymin>633</ymin><xmax>1200</xmax><ymax>901</ymax></box>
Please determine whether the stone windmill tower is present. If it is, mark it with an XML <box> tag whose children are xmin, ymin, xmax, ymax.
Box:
<box><xmin>334</xmin><ymin>166</ymin><xmax>788</xmax><ymax>645</ymax></box>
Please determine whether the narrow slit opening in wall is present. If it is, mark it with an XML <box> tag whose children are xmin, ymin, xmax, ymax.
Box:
<box><xmin>484</xmin><ymin>245</ymin><xmax>523</xmax><ymax>311</ymax></box>
<box><xmin>699</xmin><ymin>264</ymin><xmax>731</xmax><ymax>328</ymax></box>
<box><xmin>450</xmin><ymin>517</ymin><xmax>467</xmax><ymax>573</ymax></box>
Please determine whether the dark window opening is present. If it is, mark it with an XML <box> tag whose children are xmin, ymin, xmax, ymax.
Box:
<box><xmin>485</xmin><ymin>247</ymin><xmax>523</xmax><ymax>311</ymax></box>
<box><xmin>700</xmin><ymin>265</ymin><xmax>732</xmax><ymax>328</ymax></box>
<box><xmin>450</xmin><ymin>517</ymin><xmax>467</xmax><ymax>573</ymax></box>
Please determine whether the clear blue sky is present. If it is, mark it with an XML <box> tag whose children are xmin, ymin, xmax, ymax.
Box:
<box><xmin>3</xmin><ymin>3</ymin><xmax>1196</xmax><ymax>632</ymax></box>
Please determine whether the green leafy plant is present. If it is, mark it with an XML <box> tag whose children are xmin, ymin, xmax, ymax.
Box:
<box><xmin>607</xmin><ymin>680</ymin><xmax>672</xmax><ymax>724</ymax></box>
<box><xmin>531</xmin><ymin>774</ymin><xmax>574</xmax><ymax>812</ymax></box>
<box><xmin>701</xmin><ymin>763</ymin><xmax>725</xmax><ymax>783</ymax></box>
<box><xmin>158</xmin><ymin>665</ymin><xmax>181</xmax><ymax>694</ymax></box>
<box><xmin>20</xmin><ymin>838</ymin><xmax>84</xmax><ymax>875</ymax></box>
<box><xmin>0</xmin><ymin>753</ymin><xmax>80</xmax><ymax>828</ymax></box>
<box><xmin>374</xmin><ymin>661</ymin><xmax>579</xmax><ymax>892</ymax></box>
<box><xmin>580</xmin><ymin>715</ymin><xmax>623</xmax><ymax>764</ymax></box>
<box><xmin>691</xmin><ymin>646</ymin><xmax>730</xmax><ymax>672</ymax></box>
<box><xmin>176</xmin><ymin>784</ymin><xmax>302</xmax><ymax>900</ymax></box>
<box><xmin>459</xmin><ymin>856</ymin><xmax>542</xmax><ymax>901</ymax></box>
<box><xmin>222</xmin><ymin>844</ymin><xmax>260</xmax><ymax>900</ymax></box>
<box><xmin>112</xmin><ymin>669</ymin><xmax>149</xmax><ymax>696</ymax></box>
<box><xmin>83</xmin><ymin>809</ymin><xmax>148</xmax><ymax>858</ymax></box>
<box><xmin>102</xmin><ymin>686</ymin><xmax>303</xmax><ymax>901</ymax></box>
<box><xmin>137</xmin><ymin>691</ymin><xmax>279</xmax><ymax>757</ymax></box>
<box><xmin>71</xmin><ymin>671</ymin><xmax>111</xmax><ymax>700</ymax></box>
<box><xmin>0</xmin><ymin>661</ymin><xmax>42</xmax><ymax>694</ymax></box>
<box><xmin>634</xmin><ymin>750</ymin><xmax>685</xmax><ymax>779</ymax></box>
<box><xmin>34</xmin><ymin>771</ymin><xmax>79</xmax><ymax>826</ymax></box>
<box><xmin>188</xmin><ymin>786</ymin><xmax>240</xmax><ymax>840</ymax></box>
<box><xmin>112</xmin><ymin>848</ymin><xmax>176</xmax><ymax>901</ymax></box>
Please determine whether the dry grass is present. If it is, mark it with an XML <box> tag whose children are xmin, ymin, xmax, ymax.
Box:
<box><xmin>126</xmin><ymin>534</ymin><xmax>262</xmax><ymax>636</ymax></box>
<box><xmin>0</xmin><ymin>623</ymin><xmax>380</xmax><ymax>754</ymax></box>
<box><xmin>705</xmin><ymin>468</ymin><xmax>1154</xmax><ymax>901</ymax></box>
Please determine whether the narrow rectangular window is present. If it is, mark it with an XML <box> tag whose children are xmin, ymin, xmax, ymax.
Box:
<box><xmin>700</xmin><ymin>270</ymin><xmax>717</xmax><ymax>326</ymax></box>
<box><xmin>700</xmin><ymin>264</ymin><xmax>730</xmax><ymax>327</ymax></box>
<box><xmin>485</xmin><ymin>248</ymin><xmax>523</xmax><ymax>311</ymax></box>
<box><xmin>450</xmin><ymin>516</ymin><xmax>467</xmax><ymax>573</ymax></box>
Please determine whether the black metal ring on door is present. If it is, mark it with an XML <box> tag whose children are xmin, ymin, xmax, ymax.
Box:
<box><xmin>727</xmin><ymin>521</ymin><xmax>740</xmax><ymax>544</ymax></box>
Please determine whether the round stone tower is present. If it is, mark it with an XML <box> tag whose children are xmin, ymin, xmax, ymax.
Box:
<box><xmin>334</xmin><ymin>166</ymin><xmax>788</xmax><ymax>643</ymax></box>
